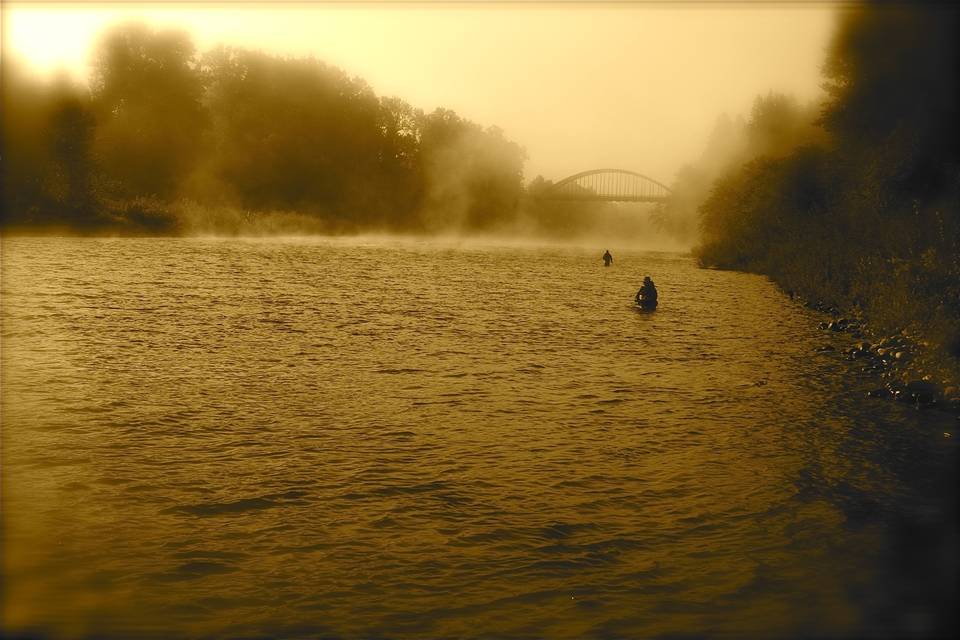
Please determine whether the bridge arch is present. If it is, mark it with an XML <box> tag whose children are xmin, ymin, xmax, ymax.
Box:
<box><xmin>543</xmin><ymin>168</ymin><xmax>671</xmax><ymax>203</ymax></box>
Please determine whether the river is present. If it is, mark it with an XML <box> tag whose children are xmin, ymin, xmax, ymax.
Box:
<box><xmin>2</xmin><ymin>237</ymin><xmax>956</xmax><ymax>639</ymax></box>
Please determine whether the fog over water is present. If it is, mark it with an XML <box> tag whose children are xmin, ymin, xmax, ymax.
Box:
<box><xmin>1</xmin><ymin>2</ymin><xmax>841</xmax><ymax>245</ymax></box>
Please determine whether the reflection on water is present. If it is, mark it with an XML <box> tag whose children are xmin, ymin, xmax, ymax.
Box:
<box><xmin>2</xmin><ymin>237</ymin><xmax>956</xmax><ymax>638</ymax></box>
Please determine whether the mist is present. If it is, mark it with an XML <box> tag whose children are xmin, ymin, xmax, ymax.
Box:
<box><xmin>0</xmin><ymin>21</ymin><xmax>680</xmax><ymax>249</ymax></box>
<box><xmin>2</xmin><ymin>4</ymin><xmax>836</xmax><ymax>250</ymax></box>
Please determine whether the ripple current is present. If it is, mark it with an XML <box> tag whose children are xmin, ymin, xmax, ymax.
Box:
<box><xmin>2</xmin><ymin>237</ymin><xmax>956</xmax><ymax>639</ymax></box>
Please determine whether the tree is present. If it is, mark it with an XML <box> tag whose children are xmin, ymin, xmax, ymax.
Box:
<box><xmin>821</xmin><ymin>4</ymin><xmax>959</xmax><ymax>196</ymax></box>
<box><xmin>91</xmin><ymin>23</ymin><xmax>207</xmax><ymax>200</ymax></box>
<box><xmin>695</xmin><ymin>3</ymin><xmax>960</xmax><ymax>366</ymax></box>
<box><xmin>1</xmin><ymin>62</ymin><xmax>99</xmax><ymax>228</ymax></box>
<box><xmin>47</xmin><ymin>81</ymin><xmax>98</xmax><ymax>226</ymax></box>
<box><xmin>419</xmin><ymin>109</ymin><xmax>526</xmax><ymax>231</ymax></box>
<box><xmin>200</xmin><ymin>47</ymin><xmax>386</xmax><ymax>227</ymax></box>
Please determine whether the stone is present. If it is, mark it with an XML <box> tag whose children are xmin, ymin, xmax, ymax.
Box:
<box><xmin>904</xmin><ymin>379</ymin><xmax>939</xmax><ymax>406</ymax></box>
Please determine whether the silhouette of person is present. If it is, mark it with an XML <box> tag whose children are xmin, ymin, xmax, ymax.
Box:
<box><xmin>602</xmin><ymin>249</ymin><xmax>613</xmax><ymax>267</ymax></box>
<box><xmin>636</xmin><ymin>275</ymin><xmax>658</xmax><ymax>306</ymax></box>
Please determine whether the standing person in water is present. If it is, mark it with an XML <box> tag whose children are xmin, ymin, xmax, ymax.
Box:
<box><xmin>602</xmin><ymin>249</ymin><xmax>613</xmax><ymax>267</ymax></box>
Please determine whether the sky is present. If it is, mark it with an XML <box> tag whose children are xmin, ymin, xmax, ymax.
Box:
<box><xmin>3</xmin><ymin>1</ymin><xmax>838</xmax><ymax>185</ymax></box>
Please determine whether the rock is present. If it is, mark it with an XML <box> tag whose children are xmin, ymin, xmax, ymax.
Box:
<box><xmin>879</xmin><ymin>335</ymin><xmax>904</xmax><ymax>349</ymax></box>
<box><xmin>906</xmin><ymin>379</ymin><xmax>938</xmax><ymax>393</ymax></box>
<box><xmin>847</xmin><ymin>342</ymin><xmax>874</xmax><ymax>360</ymax></box>
<box><xmin>902</xmin><ymin>379</ymin><xmax>940</xmax><ymax>406</ymax></box>
<box><xmin>940</xmin><ymin>388</ymin><xmax>960</xmax><ymax>414</ymax></box>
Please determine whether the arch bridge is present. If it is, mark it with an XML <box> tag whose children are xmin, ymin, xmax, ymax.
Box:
<box><xmin>542</xmin><ymin>168</ymin><xmax>671</xmax><ymax>203</ymax></box>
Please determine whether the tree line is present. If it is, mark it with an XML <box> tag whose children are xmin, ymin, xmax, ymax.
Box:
<box><xmin>1</xmin><ymin>23</ymin><xmax>526</xmax><ymax>235</ymax></box>
<box><xmin>664</xmin><ymin>4</ymin><xmax>958</xmax><ymax>365</ymax></box>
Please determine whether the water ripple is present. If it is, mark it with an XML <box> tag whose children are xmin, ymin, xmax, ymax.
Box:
<box><xmin>2</xmin><ymin>237</ymin><xmax>956</xmax><ymax>639</ymax></box>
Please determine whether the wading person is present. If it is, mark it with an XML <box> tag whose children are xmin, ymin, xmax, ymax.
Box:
<box><xmin>635</xmin><ymin>275</ymin><xmax>658</xmax><ymax>309</ymax></box>
<box><xmin>603</xmin><ymin>249</ymin><xmax>613</xmax><ymax>267</ymax></box>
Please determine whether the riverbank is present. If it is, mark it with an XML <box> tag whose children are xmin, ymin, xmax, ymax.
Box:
<box><xmin>798</xmin><ymin>295</ymin><xmax>960</xmax><ymax>421</ymax></box>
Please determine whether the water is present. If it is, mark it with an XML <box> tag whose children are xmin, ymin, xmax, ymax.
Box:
<box><xmin>2</xmin><ymin>237</ymin><xmax>956</xmax><ymax>639</ymax></box>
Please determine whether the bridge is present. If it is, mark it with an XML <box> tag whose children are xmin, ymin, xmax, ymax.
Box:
<box><xmin>539</xmin><ymin>168</ymin><xmax>671</xmax><ymax>203</ymax></box>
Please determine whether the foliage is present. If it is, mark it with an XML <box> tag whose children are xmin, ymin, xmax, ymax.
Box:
<box><xmin>520</xmin><ymin>175</ymin><xmax>617</xmax><ymax>238</ymax></box>
<box><xmin>1</xmin><ymin>22</ymin><xmax>526</xmax><ymax>234</ymax></box>
<box><xmin>91</xmin><ymin>23</ymin><xmax>207</xmax><ymax>200</ymax></box>
<box><xmin>694</xmin><ymin>3</ymin><xmax>960</xmax><ymax>364</ymax></box>
<box><xmin>653</xmin><ymin>94</ymin><xmax>823</xmax><ymax>244</ymax></box>
<box><xmin>420</xmin><ymin>111</ymin><xmax>526</xmax><ymax>232</ymax></box>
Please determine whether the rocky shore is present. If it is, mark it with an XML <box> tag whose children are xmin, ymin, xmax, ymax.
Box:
<box><xmin>805</xmin><ymin>301</ymin><xmax>960</xmax><ymax>420</ymax></box>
